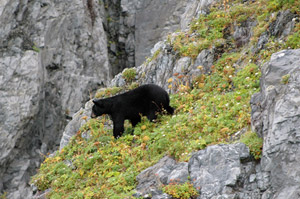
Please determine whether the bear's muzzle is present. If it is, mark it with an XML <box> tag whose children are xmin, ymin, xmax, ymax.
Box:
<box><xmin>91</xmin><ymin>112</ymin><xmax>97</xmax><ymax>118</ymax></box>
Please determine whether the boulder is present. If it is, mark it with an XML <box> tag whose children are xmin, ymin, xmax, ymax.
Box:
<box><xmin>134</xmin><ymin>143</ymin><xmax>269</xmax><ymax>199</ymax></box>
<box><xmin>135</xmin><ymin>156</ymin><xmax>189</xmax><ymax>198</ymax></box>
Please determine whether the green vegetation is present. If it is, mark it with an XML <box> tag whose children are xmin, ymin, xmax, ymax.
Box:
<box><xmin>94</xmin><ymin>87</ymin><xmax>123</xmax><ymax>98</ymax></box>
<box><xmin>32</xmin><ymin>44</ymin><xmax>40</xmax><ymax>53</ymax></box>
<box><xmin>0</xmin><ymin>192</ymin><xmax>7</xmax><ymax>199</ymax></box>
<box><xmin>267</xmin><ymin>0</ymin><xmax>300</xmax><ymax>12</ymax></box>
<box><xmin>281</xmin><ymin>74</ymin><xmax>290</xmax><ymax>84</ymax></box>
<box><xmin>162</xmin><ymin>181</ymin><xmax>199</xmax><ymax>199</ymax></box>
<box><xmin>122</xmin><ymin>68</ymin><xmax>137</xmax><ymax>83</ymax></box>
<box><xmin>145</xmin><ymin>49</ymin><xmax>161</xmax><ymax>65</ymax></box>
<box><xmin>170</xmin><ymin>0</ymin><xmax>299</xmax><ymax>59</ymax></box>
<box><xmin>31</xmin><ymin>0</ymin><xmax>300</xmax><ymax>198</ymax></box>
<box><xmin>285</xmin><ymin>23</ymin><xmax>300</xmax><ymax>49</ymax></box>
<box><xmin>240</xmin><ymin>131</ymin><xmax>263</xmax><ymax>160</ymax></box>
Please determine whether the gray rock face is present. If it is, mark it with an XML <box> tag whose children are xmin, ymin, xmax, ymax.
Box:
<box><xmin>118</xmin><ymin>0</ymin><xmax>219</xmax><ymax>67</ymax></box>
<box><xmin>134</xmin><ymin>0</ymin><xmax>188</xmax><ymax>66</ymax></box>
<box><xmin>134</xmin><ymin>156</ymin><xmax>180</xmax><ymax>198</ymax></box>
<box><xmin>251</xmin><ymin>49</ymin><xmax>300</xmax><ymax>199</ymax></box>
<box><xmin>233</xmin><ymin>19</ymin><xmax>257</xmax><ymax>48</ymax></box>
<box><xmin>0</xmin><ymin>0</ymin><xmax>110</xmax><ymax>198</ymax></box>
<box><xmin>189</xmin><ymin>144</ymin><xmax>245</xmax><ymax>197</ymax></box>
<box><xmin>0</xmin><ymin>51</ymin><xmax>41</xmax><ymax>199</ymax></box>
<box><xmin>189</xmin><ymin>143</ymin><xmax>265</xmax><ymax>199</ymax></box>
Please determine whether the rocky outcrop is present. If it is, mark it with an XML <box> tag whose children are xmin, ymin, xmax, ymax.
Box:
<box><xmin>134</xmin><ymin>156</ymin><xmax>188</xmax><ymax>198</ymax></box>
<box><xmin>134</xmin><ymin>143</ymin><xmax>268</xmax><ymax>199</ymax></box>
<box><xmin>59</xmin><ymin>100</ymin><xmax>93</xmax><ymax>150</ymax></box>
<box><xmin>133</xmin><ymin>0</ymin><xmax>193</xmax><ymax>66</ymax></box>
<box><xmin>251</xmin><ymin>49</ymin><xmax>300</xmax><ymax>198</ymax></box>
<box><xmin>111</xmin><ymin>40</ymin><xmax>215</xmax><ymax>91</ymax></box>
<box><xmin>253</xmin><ymin>10</ymin><xmax>297</xmax><ymax>53</ymax></box>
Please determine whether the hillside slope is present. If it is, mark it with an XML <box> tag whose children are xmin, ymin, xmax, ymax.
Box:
<box><xmin>31</xmin><ymin>0</ymin><xmax>300</xmax><ymax>199</ymax></box>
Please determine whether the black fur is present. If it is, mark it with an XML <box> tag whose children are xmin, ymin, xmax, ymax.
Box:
<box><xmin>91</xmin><ymin>84</ymin><xmax>174</xmax><ymax>138</ymax></box>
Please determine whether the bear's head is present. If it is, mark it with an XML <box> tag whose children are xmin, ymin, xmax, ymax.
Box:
<box><xmin>91</xmin><ymin>99</ymin><xmax>109</xmax><ymax>118</ymax></box>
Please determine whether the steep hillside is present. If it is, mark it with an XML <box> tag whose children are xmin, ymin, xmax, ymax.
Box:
<box><xmin>30</xmin><ymin>0</ymin><xmax>300</xmax><ymax>199</ymax></box>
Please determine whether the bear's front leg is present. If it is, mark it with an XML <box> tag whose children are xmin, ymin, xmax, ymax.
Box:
<box><xmin>112</xmin><ymin>118</ymin><xmax>125</xmax><ymax>138</ymax></box>
<box><xmin>147</xmin><ymin>110</ymin><xmax>157</xmax><ymax>122</ymax></box>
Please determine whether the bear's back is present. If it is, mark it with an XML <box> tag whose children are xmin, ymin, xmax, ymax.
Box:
<box><xmin>124</xmin><ymin>84</ymin><xmax>167</xmax><ymax>101</ymax></box>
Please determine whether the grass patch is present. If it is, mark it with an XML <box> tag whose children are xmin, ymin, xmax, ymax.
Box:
<box><xmin>240</xmin><ymin>131</ymin><xmax>263</xmax><ymax>160</ymax></box>
<box><xmin>162</xmin><ymin>181</ymin><xmax>199</xmax><ymax>199</ymax></box>
<box><xmin>122</xmin><ymin>68</ymin><xmax>137</xmax><ymax>83</ymax></box>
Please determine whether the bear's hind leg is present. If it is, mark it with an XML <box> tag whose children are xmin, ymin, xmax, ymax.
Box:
<box><xmin>113</xmin><ymin>118</ymin><xmax>125</xmax><ymax>138</ymax></box>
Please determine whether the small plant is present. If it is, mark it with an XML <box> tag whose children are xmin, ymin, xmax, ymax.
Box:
<box><xmin>281</xmin><ymin>74</ymin><xmax>290</xmax><ymax>85</ymax></box>
<box><xmin>240</xmin><ymin>131</ymin><xmax>263</xmax><ymax>160</ymax></box>
<box><xmin>285</xmin><ymin>30</ymin><xmax>300</xmax><ymax>49</ymax></box>
<box><xmin>152</xmin><ymin>49</ymin><xmax>161</xmax><ymax>60</ymax></box>
<box><xmin>0</xmin><ymin>192</ymin><xmax>7</xmax><ymax>199</ymax></box>
<box><xmin>162</xmin><ymin>181</ymin><xmax>199</xmax><ymax>199</ymax></box>
<box><xmin>122</xmin><ymin>68</ymin><xmax>136</xmax><ymax>82</ymax></box>
<box><xmin>127</xmin><ymin>82</ymin><xmax>139</xmax><ymax>90</ymax></box>
<box><xmin>94</xmin><ymin>87</ymin><xmax>123</xmax><ymax>98</ymax></box>
<box><xmin>145</xmin><ymin>49</ymin><xmax>161</xmax><ymax>65</ymax></box>
<box><xmin>32</xmin><ymin>45</ymin><xmax>40</xmax><ymax>53</ymax></box>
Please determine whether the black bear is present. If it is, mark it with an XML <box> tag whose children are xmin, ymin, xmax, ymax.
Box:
<box><xmin>91</xmin><ymin>84</ymin><xmax>174</xmax><ymax>138</ymax></box>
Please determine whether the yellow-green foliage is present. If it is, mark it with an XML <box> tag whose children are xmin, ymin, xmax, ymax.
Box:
<box><xmin>145</xmin><ymin>49</ymin><xmax>161</xmax><ymax>65</ymax></box>
<box><xmin>240</xmin><ymin>131</ymin><xmax>263</xmax><ymax>160</ymax></box>
<box><xmin>171</xmin><ymin>0</ymin><xmax>300</xmax><ymax>59</ymax></box>
<box><xmin>94</xmin><ymin>87</ymin><xmax>122</xmax><ymax>98</ymax></box>
<box><xmin>122</xmin><ymin>68</ymin><xmax>136</xmax><ymax>82</ymax></box>
<box><xmin>94</xmin><ymin>83</ymin><xmax>140</xmax><ymax>100</ymax></box>
<box><xmin>267</xmin><ymin>0</ymin><xmax>300</xmax><ymax>12</ymax></box>
<box><xmin>285</xmin><ymin>23</ymin><xmax>300</xmax><ymax>49</ymax></box>
<box><xmin>0</xmin><ymin>192</ymin><xmax>7</xmax><ymax>199</ymax></box>
<box><xmin>281</xmin><ymin>74</ymin><xmax>290</xmax><ymax>85</ymax></box>
<box><xmin>162</xmin><ymin>182</ymin><xmax>199</xmax><ymax>199</ymax></box>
